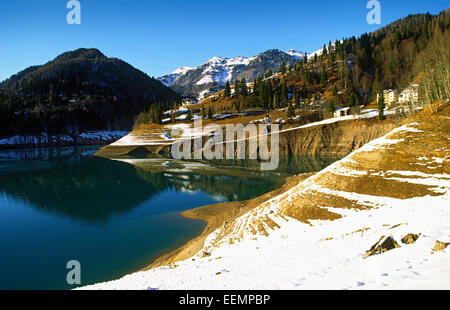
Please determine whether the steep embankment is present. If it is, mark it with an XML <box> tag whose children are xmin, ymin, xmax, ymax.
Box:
<box><xmin>277</xmin><ymin>117</ymin><xmax>401</xmax><ymax>156</ymax></box>
<box><xmin>82</xmin><ymin>103</ymin><xmax>450</xmax><ymax>290</ymax></box>
<box><xmin>96</xmin><ymin>113</ymin><xmax>401</xmax><ymax>158</ymax></box>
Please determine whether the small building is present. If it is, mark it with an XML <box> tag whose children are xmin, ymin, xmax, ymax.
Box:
<box><xmin>334</xmin><ymin>107</ymin><xmax>351</xmax><ymax>118</ymax></box>
<box><xmin>382</xmin><ymin>89</ymin><xmax>398</xmax><ymax>107</ymax></box>
<box><xmin>398</xmin><ymin>84</ymin><xmax>419</xmax><ymax>104</ymax></box>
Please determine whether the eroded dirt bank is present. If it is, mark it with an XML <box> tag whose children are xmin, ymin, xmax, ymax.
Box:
<box><xmin>277</xmin><ymin>117</ymin><xmax>401</xmax><ymax>156</ymax></box>
<box><xmin>96</xmin><ymin>116</ymin><xmax>402</xmax><ymax>158</ymax></box>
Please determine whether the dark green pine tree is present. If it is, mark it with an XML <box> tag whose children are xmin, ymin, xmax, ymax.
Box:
<box><xmin>234</xmin><ymin>79</ymin><xmax>240</xmax><ymax>97</ymax></box>
<box><xmin>378</xmin><ymin>92</ymin><xmax>386</xmax><ymax>120</ymax></box>
<box><xmin>280</xmin><ymin>62</ymin><xmax>287</xmax><ymax>75</ymax></box>
<box><xmin>301</xmin><ymin>82</ymin><xmax>308</xmax><ymax>99</ymax></box>
<box><xmin>333</xmin><ymin>85</ymin><xmax>338</xmax><ymax>96</ymax></box>
<box><xmin>273</xmin><ymin>94</ymin><xmax>279</xmax><ymax>109</ymax></box>
<box><xmin>287</xmin><ymin>102</ymin><xmax>296</xmax><ymax>118</ymax></box>
<box><xmin>241</xmin><ymin>79</ymin><xmax>248</xmax><ymax>96</ymax></box>
<box><xmin>372</xmin><ymin>68</ymin><xmax>382</xmax><ymax>100</ymax></box>
<box><xmin>320</xmin><ymin>67</ymin><xmax>328</xmax><ymax>85</ymax></box>
<box><xmin>224</xmin><ymin>81</ymin><xmax>231</xmax><ymax>98</ymax></box>
<box><xmin>258</xmin><ymin>81</ymin><xmax>265</xmax><ymax>105</ymax></box>
<box><xmin>347</xmin><ymin>93</ymin><xmax>356</xmax><ymax>107</ymax></box>
<box><xmin>327</xmin><ymin>100</ymin><xmax>336</xmax><ymax>114</ymax></box>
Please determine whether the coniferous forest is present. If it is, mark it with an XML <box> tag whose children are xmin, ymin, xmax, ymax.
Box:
<box><xmin>0</xmin><ymin>49</ymin><xmax>180</xmax><ymax>135</ymax></box>
<box><xmin>197</xmin><ymin>10</ymin><xmax>449</xmax><ymax>116</ymax></box>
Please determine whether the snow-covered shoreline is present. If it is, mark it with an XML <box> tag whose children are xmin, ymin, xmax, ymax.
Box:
<box><xmin>80</xmin><ymin>109</ymin><xmax>450</xmax><ymax>290</ymax></box>
<box><xmin>0</xmin><ymin>131</ymin><xmax>129</xmax><ymax>148</ymax></box>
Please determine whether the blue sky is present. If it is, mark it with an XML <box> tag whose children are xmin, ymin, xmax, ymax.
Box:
<box><xmin>0</xmin><ymin>0</ymin><xmax>448</xmax><ymax>81</ymax></box>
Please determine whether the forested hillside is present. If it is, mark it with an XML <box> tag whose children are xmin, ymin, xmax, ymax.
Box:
<box><xmin>0</xmin><ymin>48</ymin><xmax>180</xmax><ymax>136</ymax></box>
<box><xmin>197</xmin><ymin>9</ymin><xmax>449</xmax><ymax>116</ymax></box>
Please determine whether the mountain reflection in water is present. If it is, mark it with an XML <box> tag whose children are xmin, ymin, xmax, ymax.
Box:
<box><xmin>0</xmin><ymin>147</ymin><xmax>339</xmax><ymax>223</ymax></box>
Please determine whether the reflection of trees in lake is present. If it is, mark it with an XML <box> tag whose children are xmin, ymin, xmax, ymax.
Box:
<box><xmin>0</xmin><ymin>147</ymin><xmax>340</xmax><ymax>223</ymax></box>
<box><xmin>0</xmin><ymin>156</ymin><xmax>163</xmax><ymax>223</ymax></box>
<box><xmin>132</xmin><ymin>155</ymin><xmax>340</xmax><ymax>202</ymax></box>
<box><xmin>195</xmin><ymin>155</ymin><xmax>340</xmax><ymax>176</ymax></box>
<box><xmin>135</xmin><ymin>168</ymin><xmax>282</xmax><ymax>202</ymax></box>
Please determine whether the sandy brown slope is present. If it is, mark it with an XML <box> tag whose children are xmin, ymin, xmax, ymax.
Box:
<box><xmin>201</xmin><ymin>103</ymin><xmax>449</xmax><ymax>248</ymax></box>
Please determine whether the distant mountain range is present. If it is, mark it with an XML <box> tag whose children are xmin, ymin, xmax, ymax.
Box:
<box><xmin>158</xmin><ymin>49</ymin><xmax>308</xmax><ymax>98</ymax></box>
<box><xmin>0</xmin><ymin>48</ymin><xmax>180</xmax><ymax>136</ymax></box>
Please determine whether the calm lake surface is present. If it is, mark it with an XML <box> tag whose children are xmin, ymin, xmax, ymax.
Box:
<box><xmin>0</xmin><ymin>146</ymin><xmax>339</xmax><ymax>289</ymax></box>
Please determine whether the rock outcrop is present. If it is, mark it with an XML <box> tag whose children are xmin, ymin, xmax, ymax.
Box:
<box><xmin>401</xmin><ymin>234</ymin><xmax>420</xmax><ymax>245</ymax></box>
<box><xmin>363</xmin><ymin>236</ymin><xmax>401</xmax><ymax>258</ymax></box>
<box><xmin>433</xmin><ymin>241</ymin><xmax>450</xmax><ymax>252</ymax></box>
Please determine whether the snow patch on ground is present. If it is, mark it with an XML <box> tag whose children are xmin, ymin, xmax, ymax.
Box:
<box><xmin>81</xmin><ymin>122</ymin><xmax>450</xmax><ymax>290</ymax></box>
<box><xmin>80</xmin><ymin>192</ymin><xmax>450</xmax><ymax>290</ymax></box>
<box><xmin>0</xmin><ymin>131</ymin><xmax>128</xmax><ymax>146</ymax></box>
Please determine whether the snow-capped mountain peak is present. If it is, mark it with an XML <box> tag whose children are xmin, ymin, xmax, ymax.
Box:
<box><xmin>159</xmin><ymin>67</ymin><xmax>195</xmax><ymax>87</ymax></box>
<box><xmin>286</xmin><ymin>49</ymin><xmax>307</xmax><ymax>59</ymax></box>
<box><xmin>172</xmin><ymin>66</ymin><xmax>195</xmax><ymax>75</ymax></box>
<box><xmin>158</xmin><ymin>49</ymin><xmax>308</xmax><ymax>98</ymax></box>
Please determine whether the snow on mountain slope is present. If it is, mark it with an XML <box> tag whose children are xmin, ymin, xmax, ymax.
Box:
<box><xmin>286</xmin><ymin>49</ymin><xmax>307</xmax><ymax>59</ymax></box>
<box><xmin>307</xmin><ymin>40</ymin><xmax>343</xmax><ymax>60</ymax></box>
<box><xmin>172</xmin><ymin>67</ymin><xmax>195</xmax><ymax>75</ymax></box>
<box><xmin>82</xmin><ymin>106</ymin><xmax>450</xmax><ymax>290</ymax></box>
<box><xmin>195</xmin><ymin>56</ymin><xmax>256</xmax><ymax>86</ymax></box>
<box><xmin>308</xmin><ymin>47</ymin><xmax>325</xmax><ymax>59</ymax></box>
<box><xmin>157</xmin><ymin>49</ymin><xmax>306</xmax><ymax>98</ymax></box>
<box><xmin>159</xmin><ymin>67</ymin><xmax>195</xmax><ymax>87</ymax></box>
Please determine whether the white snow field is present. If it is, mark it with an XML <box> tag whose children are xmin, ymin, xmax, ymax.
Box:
<box><xmin>81</xmin><ymin>121</ymin><xmax>450</xmax><ymax>290</ymax></box>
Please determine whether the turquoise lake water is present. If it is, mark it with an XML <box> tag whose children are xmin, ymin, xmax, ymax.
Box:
<box><xmin>0</xmin><ymin>146</ymin><xmax>339</xmax><ymax>289</ymax></box>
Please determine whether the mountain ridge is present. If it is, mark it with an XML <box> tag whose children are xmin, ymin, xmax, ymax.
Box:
<box><xmin>0</xmin><ymin>48</ymin><xmax>180</xmax><ymax>136</ymax></box>
<box><xmin>158</xmin><ymin>48</ymin><xmax>308</xmax><ymax>98</ymax></box>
